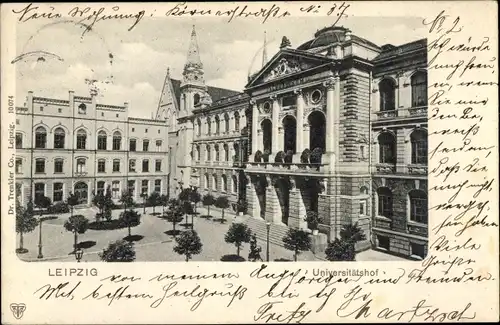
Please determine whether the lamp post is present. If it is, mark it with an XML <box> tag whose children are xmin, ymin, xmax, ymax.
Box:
<box><xmin>75</xmin><ymin>248</ymin><xmax>83</xmax><ymax>262</ymax></box>
<box><xmin>266</xmin><ymin>222</ymin><xmax>271</xmax><ymax>262</ymax></box>
<box><xmin>37</xmin><ymin>216</ymin><xmax>44</xmax><ymax>259</ymax></box>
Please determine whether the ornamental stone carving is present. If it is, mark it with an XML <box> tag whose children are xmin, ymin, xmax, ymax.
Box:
<box><xmin>263</xmin><ymin>58</ymin><xmax>302</xmax><ymax>82</ymax></box>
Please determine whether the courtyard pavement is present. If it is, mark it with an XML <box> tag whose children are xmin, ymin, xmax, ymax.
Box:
<box><xmin>16</xmin><ymin>205</ymin><xmax>407</xmax><ymax>263</ymax></box>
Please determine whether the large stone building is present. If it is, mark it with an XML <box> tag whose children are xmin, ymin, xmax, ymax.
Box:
<box><xmin>15</xmin><ymin>92</ymin><xmax>169</xmax><ymax>206</ymax></box>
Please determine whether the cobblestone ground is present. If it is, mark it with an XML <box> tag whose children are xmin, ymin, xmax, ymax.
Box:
<box><xmin>16</xmin><ymin>206</ymin><xmax>407</xmax><ymax>263</ymax></box>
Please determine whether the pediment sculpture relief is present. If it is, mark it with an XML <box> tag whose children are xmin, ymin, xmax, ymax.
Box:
<box><xmin>263</xmin><ymin>58</ymin><xmax>302</xmax><ymax>82</ymax></box>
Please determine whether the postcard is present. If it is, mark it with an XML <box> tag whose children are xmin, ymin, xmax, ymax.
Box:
<box><xmin>1</xmin><ymin>1</ymin><xmax>498</xmax><ymax>323</ymax></box>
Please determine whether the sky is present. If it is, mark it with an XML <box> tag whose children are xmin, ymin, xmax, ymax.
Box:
<box><xmin>14</xmin><ymin>15</ymin><xmax>426</xmax><ymax>118</ymax></box>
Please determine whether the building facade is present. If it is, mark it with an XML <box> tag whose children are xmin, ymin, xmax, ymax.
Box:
<box><xmin>15</xmin><ymin>92</ymin><xmax>169</xmax><ymax>207</ymax></box>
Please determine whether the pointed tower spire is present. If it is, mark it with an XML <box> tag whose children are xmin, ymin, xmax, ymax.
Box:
<box><xmin>262</xmin><ymin>31</ymin><xmax>268</xmax><ymax>68</ymax></box>
<box><xmin>183</xmin><ymin>25</ymin><xmax>205</xmax><ymax>85</ymax></box>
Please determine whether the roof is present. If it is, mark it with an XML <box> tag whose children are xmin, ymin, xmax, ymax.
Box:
<box><xmin>170</xmin><ymin>78</ymin><xmax>242</xmax><ymax>105</ymax></box>
<box><xmin>297</xmin><ymin>26</ymin><xmax>380</xmax><ymax>51</ymax></box>
<box><xmin>373</xmin><ymin>39</ymin><xmax>427</xmax><ymax>61</ymax></box>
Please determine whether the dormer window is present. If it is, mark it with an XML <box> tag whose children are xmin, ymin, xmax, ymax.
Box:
<box><xmin>78</xmin><ymin>103</ymin><xmax>87</xmax><ymax>115</ymax></box>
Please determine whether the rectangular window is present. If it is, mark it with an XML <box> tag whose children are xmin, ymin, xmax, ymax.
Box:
<box><xmin>411</xmin><ymin>198</ymin><xmax>428</xmax><ymax>224</ymax></box>
<box><xmin>113</xmin><ymin>137</ymin><xmax>121</xmax><ymax>150</ymax></box>
<box><xmin>53</xmin><ymin>183</ymin><xmax>63</xmax><ymax>202</ymax></box>
<box><xmin>412</xmin><ymin>140</ymin><xmax>428</xmax><ymax>164</ymax></box>
<box><xmin>380</xmin><ymin>143</ymin><xmax>395</xmax><ymax>164</ymax></box>
<box><xmin>129</xmin><ymin>139</ymin><xmax>136</xmax><ymax>151</ymax></box>
<box><xmin>154</xmin><ymin>179</ymin><xmax>161</xmax><ymax>193</ymax></box>
<box><xmin>54</xmin><ymin>159</ymin><xmax>64</xmax><ymax>173</ymax></box>
<box><xmin>34</xmin><ymin>183</ymin><xmax>45</xmax><ymax>202</ymax></box>
<box><xmin>97</xmin><ymin>137</ymin><xmax>107</xmax><ymax>150</ymax></box>
<box><xmin>143</xmin><ymin>140</ymin><xmax>149</xmax><ymax>152</ymax></box>
<box><xmin>141</xmin><ymin>180</ymin><xmax>148</xmax><ymax>195</ymax></box>
<box><xmin>113</xmin><ymin>159</ymin><xmax>120</xmax><ymax>172</ymax></box>
<box><xmin>156</xmin><ymin>140</ymin><xmax>162</xmax><ymax>152</ymax></box>
<box><xmin>378</xmin><ymin>195</ymin><xmax>393</xmax><ymax>218</ymax></box>
<box><xmin>54</xmin><ymin>133</ymin><xmax>65</xmax><ymax>149</ymax></box>
<box><xmin>76</xmin><ymin>133</ymin><xmax>86</xmax><ymax>149</ymax></box>
<box><xmin>112</xmin><ymin>181</ymin><xmax>120</xmax><ymax>199</ymax></box>
<box><xmin>129</xmin><ymin>159</ymin><xmax>136</xmax><ymax>172</ymax></box>
<box><xmin>359</xmin><ymin>201</ymin><xmax>366</xmax><ymax>215</ymax></box>
<box><xmin>97</xmin><ymin>160</ymin><xmax>106</xmax><ymax>173</ymax></box>
<box><xmin>16</xmin><ymin>133</ymin><xmax>23</xmax><ymax>149</ymax></box>
<box><xmin>142</xmin><ymin>160</ymin><xmax>149</xmax><ymax>172</ymax></box>
<box><xmin>15</xmin><ymin>158</ymin><xmax>22</xmax><ymax>174</ymax></box>
<box><xmin>128</xmin><ymin>180</ymin><xmax>135</xmax><ymax>195</ymax></box>
<box><xmin>35</xmin><ymin>133</ymin><xmax>46</xmax><ymax>148</ymax></box>
<box><xmin>97</xmin><ymin>181</ymin><xmax>105</xmax><ymax>196</ymax></box>
<box><xmin>76</xmin><ymin>159</ymin><xmax>86</xmax><ymax>173</ymax></box>
<box><xmin>35</xmin><ymin>159</ymin><xmax>45</xmax><ymax>173</ymax></box>
<box><xmin>155</xmin><ymin>160</ymin><xmax>161</xmax><ymax>172</ymax></box>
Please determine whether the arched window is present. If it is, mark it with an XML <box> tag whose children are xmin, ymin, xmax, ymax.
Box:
<box><xmin>308</xmin><ymin>111</ymin><xmax>326</xmax><ymax>152</ymax></box>
<box><xmin>76</xmin><ymin>158</ymin><xmax>86</xmax><ymax>173</ymax></box>
<box><xmin>194</xmin><ymin>93</ymin><xmax>201</xmax><ymax>106</ymax></box>
<box><xmin>261</xmin><ymin>119</ymin><xmax>272</xmax><ymax>153</ymax></box>
<box><xmin>283</xmin><ymin>115</ymin><xmax>297</xmax><ymax>153</ymax></box>
<box><xmin>76</xmin><ymin>129</ymin><xmax>87</xmax><ymax>149</ymax></box>
<box><xmin>411</xmin><ymin>130</ymin><xmax>427</xmax><ymax>164</ymax></box>
<box><xmin>232</xmin><ymin>175</ymin><xmax>238</xmax><ymax>193</ymax></box>
<box><xmin>35</xmin><ymin>126</ymin><xmax>47</xmax><ymax>148</ymax></box>
<box><xmin>207</xmin><ymin>117</ymin><xmax>212</xmax><ymax>135</ymax></box>
<box><xmin>215</xmin><ymin>116</ymin><xmax>220</xmax><ymax>134</ymax></box>
<box><xmin>215</xmin><ymin>144</ymin><xmax>220</xmax><ymax>161</ymax></box>
<box><xmin>411</xmin><ymin>71</ymin><xmax>427</xmax><ymax>107</ymax></box>
<box><xmin>206</xmin><ymin>144</ymin><xmax>211</xmax><ymax>161</ymax></box>
<box><xmin>224</xmin><ymin>113</ymin><xmax>230</xmax><ymax>133</ymax></box>
<box><xmin>222</xmin><ymin>175</ymin><xmax>228</xmax><ymax>192</ymax></box>
<box><xmin>359</xmin><ymin>186</ymin><xmax>369</xmax><ymax>215</ymax></box>
<box><xmin>377</xmin><ymin>187</ymin><xmax>393</xmax><ymax>218</ymax></box>
<box><xmin>378</xmin><ymin>132</ymin><xmax>396</xmax><ymax>164</ymax></box>
<box><xmin>53</xmin><ymin>127</ymin><xmax>65</xmax><ymax>149</ymax></box>
<box><xmin>97</xmin><ymin>130</ymin><xmax>107</xmax><ymax>150</ymax></box>
<box><xmin>409</xmin><ymin>190</ymin><xmax>427</xmax><ymax>224</ymax></box>
<box><xmin>196</xmin><ymin>145</ymin><xmax>201</xmax><ymax>161</ymax></box>
<box><xmin>379</xmin><ymin>79</ymin><xmax>396</xmax><ymax>111</ymax></box>
<box><xmin>112</xmin><ymin>131</ymin><xmax>122</xmax><ymax>150</ymax></box>
<box><xmin>234</xmin><ymin>111</ymin><xmax>240</xmax><ymax>131</ymax></box>
<box><xmin>223</xmin><ymin>144</ymin><xmax>229</xmax><ymax>161</ymax></box>
<box><xmin>212</xmin><ymin>174</ymin><xmax>218</xmax><ymax>191</ymax></box>
<box><xmin>196</xmin><ymin>118</ymin><xmax>202</xmax><ymax>137</ymax></box>
<box><xmin>204</xmin><ymin>174</ymin><xmax>209</xmax><ymax>189</ymax></box>
<box><xmin>234</xmin><ymin>142</ymin><xmax>240</xmax><ymax>162</ymax></box>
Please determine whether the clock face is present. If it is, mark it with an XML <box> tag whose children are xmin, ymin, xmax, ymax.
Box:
<box><xmin>262</xmin><ymin>101</ymin><xmax>271</xmax><ymax>114</ymax></box>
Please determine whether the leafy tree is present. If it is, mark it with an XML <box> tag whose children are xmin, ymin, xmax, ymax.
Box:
<box><xmin>165</xmin><ymin>204</ymin><xmax>184</xmax><ymax>236</ymax></box>
<box><xmin>140</xmin><ymin>192</ymin><xmax>148</xmax><ymax>214</ymax></box>
<box><xmin>189</xmin><ymin>189</ymin><xmax>201</xmax><ymax>215</ymax></box>
<box><xmin>248</xmin><ymin>234</ymin><xmax>263</xmax><ymax>262</ymax></box>
<box><xmin>103</xmin><ymin>186</ymin><xmax>113</xmax><ymax>221</ymax></box>
<box><xmin>304</xmin><ymin>210</ymin><xmax>322</xmax><ymax>231</ymax></box>
<box><xmin>202</xmin><ymin>194</ymin><xmax>215</xmax><ymax>218</ymax></box>
<box><xmin>120</xmin><ymin>210</ymin><xmax>141</xmax><ymax>237</ymax></box>
<box><xmin>159</xmin><ymin>194</ymin><xmax>169</xmax><ymax>214</ymax></box>
<box><xmin>182</xmin><ymin>200</ymin><xmax>195</xmax><ymax>229</ymax></box>
<box><xmin>119</xmin><ymin>191</ymin><xmax>135</xmax><ymax>214</ymax></box>
<box><xmin>178</xmin><ymin>188</ymin><xmax>192</xmax><ymax>203</ymax></box>
<box><xmin>66</xmin><ymin>192</ymin><xmax>79</xmax><ymax>218</ymax></box>
<box><xmin>215</xmin><ymin>196</ymin><xmax>230</xmax><ymax>223</ymax></box>
<box><xmin>34</xmin><ymin>195</ymin><xmax>52</xmax><ymax>216</ymax></box>
<box><xmin>325</xmin><ymin>238</ymin><xmax>355</xmax><ymax>261</ymax></box>
<box><xmin>16</xmin><ymin>200</ymin><xmax>37</xmax><ymax>253</ymax></box>
<box><xmin>282</xmin><ymin>228</ymin><xmax>311</xmax><ymax>261</ymax></box>
<box><xmin>99</xmin><ymin>240</ymin><xmax>136</xmax><ymax>262</ymax></box>
<box><xmin>63</xmin><ymin>214</ymin><xmax>90</xmax><ymax>251</ymax></box>
<box><xmin>340</xmin><ymin>222</ymin><xmax>367</xmax><ymax>244</ymax></box>
<box><xmin>173</xmin><ymin>230</ymin><xmax>203</xmax><ymax>262</ymax></box>
<box><xmin>147</xmin><ymin>191</ymin><xmax>161</xmax><ymax>214</ymax></box>
<box><xmin>225</xmin><ymin>223</ymin><xmax>252</xmax><ymax>257</ymax></box>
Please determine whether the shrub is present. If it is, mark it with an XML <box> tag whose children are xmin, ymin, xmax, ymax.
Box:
<box><xmin>274</xmin><ymin>151</ymin><xmax>285</xmax><ymax>163</ymax></box>
<box><xmin>99</xmin><ymin>240</ymin><xmax>136</xmax><ymax>262</ymax></box>
<box><xmin>310</xmin><ymin>147</ymin><xmax>323</xmax><ymax>164</ymax></box>
<box><xmin>340</xmin><ymin>222</ymin><xmax>367</xmax><ymax>244</ymax></box>
<box><xmin>304</xmin><ymin>210</ymin><xmax>322</xmax><ymax>231</ymax></box>
<box><xmin>325</xmin><ymin>238</ymin><xmax>355</xmax><ymax>261</ymax></box>
<box><xmin>262</xmin><ymin>150</ymin><xmax>270</xmax><ymax>162</ymax></box>
<box><xmin>300</xmin><ymin>149</ymin><xmax>311</xmax><ymax>163</ymax></box>
<box><xmin>48</xmin><ymin>202</ymin><xmax>70</xmax><ymax>214</ymax></box>
<box><xmin>284</xmin><ymin>150</ymin><xmax>293</xmax><ymax>163</ymax></box>
<box><xmin>254</xmin><ymin>150</ymin><xmax>263</xmax><ymax>163</ymax></box>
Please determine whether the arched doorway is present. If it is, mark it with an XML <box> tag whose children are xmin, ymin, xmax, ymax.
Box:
<box><xmin>308</xmin><ymin>111</ymin><xmax>326</xmax><ymax>151</ymax></box>
<box><xmin>261</xmin><ymin>119</ymin><xmax>272</xmax><ymax>153</ymax></box>
<box><xmin>283</xmin><ymin>115</ymin><xmax>297</xmax><ymax>154</ymax></box>
<box><xmin>74</xmin><ymin>182</ymin><xmax>88</xmax><ymax>204</ymax></box>
<box><xmin>275</xmin><ymin>178</ymin><xmax>290</xmax><ymax>225</ymax></box>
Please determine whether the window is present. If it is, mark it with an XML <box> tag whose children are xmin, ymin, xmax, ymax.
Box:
<box><xmin>16</xmin><ymin>133</ymin><xmax>23</xmax><ymax>149</ymax></box>
<box><xmin>411</xmin><ymin>130</ymin><xmax>427</xmax><ymax>164</ymax></box>
<box><xmin>155</xmin><ymin>159</ymin><xmax>162</xmax><ymax>172</ymax></box>
<box><xmin>113</xmin><ymin>159</ymin><xmax>120</xmax><ymax>172</ymax></box>
<box><xmin>196</xmin><ymin>119</ymin><xmax>201</xmax><ymax>136</ymax></box>
<box><xmin>359</xmin><ymin>201</ymin><xmax>366</xmax><ymax>215</ymax></box>
<box><xmin>34</xmin><ymin>183</ymin><xmax>45</xmax><ymax>202</ymax></box>
<box><xmin>206</xmin><ymin>145</ymin><xmax>211</xmax><ymax>161</ymax></box>
<box><xmin>129</xmin><ymin>159</ymin><xmax>136</xmax><ymax>172</ymax></box>
<box><xmin>377</xmin><ymin>187</ymin><xmax>393</xmax><ymax>218</ymax></box>
<box><xmin>310</xmin><ymin>89</ymin><xmax>322</xmax><ymax>104</ymax></box>
<box><xmin>282</xmin><ymin>95</ymin><xmax>295</xmax><ymax>107</ymax></box>
<box><xmin>359</xmin><ymin>186</ymin><xmax>368</xmax><ymax>215</ymax></box>
<box><xmin>58</xmin><ymin>108</ymin><xmax>62</xmax><ymax>113</ymax></box>
<box><xmin>78</xmin><ymin>103</ymin><xmax>87</xmax><ymax>114</ymax></box>
<box><xmin>215</xmin><ymin>116</ymin><xmax>220</xmax><ymax>134</ymax></box>
<box><xmin>127</xmin><ymin>180</ymin><xmax>135</xmax><ymax>195</ymax></box>
<box><xmin>132</xmin><ymin>128</ymin><xmax>135</xmax><ymax>132</ymax></box>
<box><xmin>234</xmin><ymin>112</ymin><xmax>240</xmax><ymax>131</ymax></box>
<box><xmin>76</xmin><ymin>158</ymin><xmax>86</xmax><ymax>173</ymax></box>
<box><xmin>53</xmin><ymin>127</ymin><xmax>65</xmax><ymax>149</ymax></box>
<box><xmin>35</xmin><ymin>158</ymin><xmax>45</xmax><ymax>173</ymax></box>
<box><xmin>154</xmin><ymin>179</ymin><xmax>161</xmax><ymax>192</ymax></box>
<box><xmin>207</xmin><ymin>117</ymin><xmax>212</xmax><ymax>135</ymax></box>
<box><xmin>143</xmin><ymin>140</ymin><xmax>149</xmax><ymax>152</ymax></box>
<box><xmin>215</xmin><ymin>145</ymin><xmax>220</xmax><ymax>161</ymax></box>
<box><xmin>204</xmin><ymin>174</ymin><xmax>209</xmax><ymax>189</ymax></box>
<box><xmin>129</xmin><ymin>139</ymin><xmax>136</xmax><ymax>151</ymax></box>
<box><xmin>97</xmin><ymin>159</ymin><xmax>106</xmax><ymax>173</ymax></box>
<box><xmin>222</xmin><ymin>175</ymin><xmax>228</xmax><ymax>192</ymax></box>
<box><xmin>411</xmin><ymin>71</ymin><xmax>427</xmax><ymax>107</ymax></box>
<box><xmin>112</xmin><ymin>181</ymin><xmax>120</xmax><ymax>199</ymax></box>
<box><xmin>378</xmin><ymin>133</ymin><xmax>396</xmax><ymax>164</ymax></box>
<box><xmin>411</xmin><ymin>243</ymin><xmax>426</xmax><ymax>260</ymax></box>
<box><xmin>113</xmin><ymin>131</ymin><xmax>122</xmax><ymax>150</ymax></box>
<box><xmin>377</xmin><ymin>236</ymin><xmax>390</xmax><ymax>250</ymax></box>
<box><xmin>54</xmin><ymin>159</ymin><xmax>64</xmax><ymax>173</ymax></box>
<box><xmin>76</xmin><ymin>129</ymin><xmax>87</xmax><ymax>149</ymax></box>
<box><xmin>142</xmin><ymin>159</ymin><xmax>149</xmax><ymax>172</ymax></box>
<box><xmin>224</xmin><ymin>113</ymin><xmax>230</xmax><ymax>133</ymax></box>
<box><xmin>212</xmin><ymin>175</ymin><xmax>217</xmax><ymax>191</ymax></box>
<box><xmin>409</xmin><ymin>190</ymin><xmax>428</xmax><ymax>224</ymax></box>
<box><xmin>194</xmin><ymin>93</ymin><xmax>201</xmax><ymax>105</ymax></box>
<box><xmin>53</xmin><ymin>183</ymin><xmax>63</xmax><ymax>202</ymax></box>
<box><xmin>15</xmin><ymin>158</ymin><xmax>22</xmax><ymax>174</ymax></box>
<box><xmin>232</xmin><ymin>175</ymin><xmax>238</xmax><ymax>193</ymax></box>
<box><xmin>97</xmin><ymin>131</ymin><xmax>107</xmax><ymax>150</ymax></box>
<box><xmin>35</xmin><ymin>126</ymin><xmax>47</xmax><ymax>148</ymax></box>
<box><xmin>40</xmin><ymin>106</ymin><xmax>44</xmax><ymax>112</ymax></box>
<box><xmin>224</xmin><ymin>144</ymin><xmax>229</xmax><ymax>161</ymax></box>
<box><xmin>379</xmin><ymin>79</ymin><xmax>396</xmax><ymax>111</ymax></box>
<box><xmin>141</xmin><ymin>180</ymin><xmax>149</xmax><ymax>195</ymax></box>
<box><xmin>155</xmin><ymin>140</ymin><xmax>162</xmax><ymax>152</ymax></box>
<box><xmin>196</xmin><ymin>145</ymin><xmax>201</xmax><ymax>161</ymax></box>
<box><xmin>16</xmin><ymin>119</ymin><xmax>20</xmax><ymax>125</ymax></box>
<box><xmin>145</xmin><ymin>129</ymin><xmax>148</xmax><ymax>133</ymax></box>
<box><xmin>97</xmin><ymin>181</ymin><xmax>105</xmax><ymax>196</ymax></box>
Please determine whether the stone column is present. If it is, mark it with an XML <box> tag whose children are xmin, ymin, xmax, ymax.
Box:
<box><xmin>288</xmin><ymin>177</ymin><xmax>308</xmax><ymax>229</ymax></box>
<box><xmin>229</xmin><ymin>115</ymin><xmax>235</xmax><ymax>134</ymax></box>
<box><xmin>271</xmin><ymin>95</ymin><xmax>280</xmax><ymax>154</ymax></box>
<box><xmin>294</xmin><ymin>89</ymin><xmax>305</xmax><ymax>153</ymax></box>
<box><xmin>265</xmin><ymin>175</ymin><xmax>281</xmax><ymax>224</ymax></box>
<box><xmin>303</xmin><ymin>124</ymin><xmax>310</xmax><ymax>151</ymax></box>
<box><xmin>246</xmin><ymin>175</ymin><xmax>260</xmax><ymax>218</ymax></box>
<box><xmin>324</xmin><ymin>78</ymin><xmax>335</xmax><ymax>154</ymax></box>
<box><xmin>250</xmin><ymin>100</ymin><xmax>258</xmax><ymax>156</ymax></box>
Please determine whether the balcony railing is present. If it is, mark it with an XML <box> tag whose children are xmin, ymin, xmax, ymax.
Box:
<box><xmin>375</xmin><ymin>106</ymin><xmax>427</xmax><ymax>120</ymax></box>
<box><xmin>247</xmin><ymin>161</ymin><xmax>327</xmax><ymax>173</ymax></box>
<box><xmin>407</xmin><ymin>164</ymin><xmax>428</xmax><ymax>174</ymax></box>
<box><xmin>375</xmin><ymin>163</ymin><xmax>396</xmax><ymax>173</ymax></box>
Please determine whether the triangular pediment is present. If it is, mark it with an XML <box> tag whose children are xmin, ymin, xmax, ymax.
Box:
<box><xmin>246</xmin><ymin>49</ymin><xmax>334</xmax><ymax>89</ymax></box>
<box><xmin>155</xmin><ymin>74</ymin><xmax>179</xmax><ymax>120</ymax></box>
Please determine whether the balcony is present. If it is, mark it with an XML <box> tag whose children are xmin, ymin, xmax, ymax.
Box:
<box><xmin>247</xmin><ymin>162</ymin><xmax>328</xmax><ymax>175</ymax></box>
<box><xmin>375</xmin><ymin>106</ymin><xmax>427</xmax><ymax>121</ymax></box>
<box><xmin>406</xmin><ymin>164</ymin><xmax>427</xmax><ymax>175</ymax></box>
<box><xmin>375</xmin><ymin>163</ymin><xmax>396</xmax><ymax>174</ymax></box>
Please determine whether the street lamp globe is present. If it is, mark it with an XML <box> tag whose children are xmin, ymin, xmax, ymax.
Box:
<box><xmin>75</xmin><ymin>248</ymin><xmax>84</xmax><ymax>262</ymax></box>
